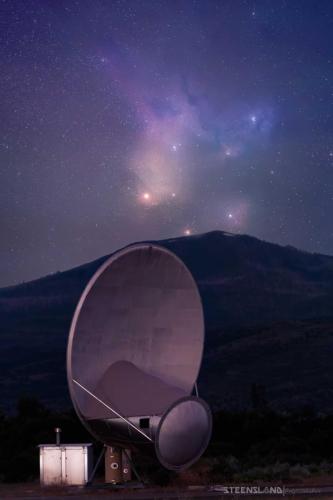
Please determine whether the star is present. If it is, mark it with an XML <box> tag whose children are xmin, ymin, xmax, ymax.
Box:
<box><xmin>140</xmin><ymin>192</ymin><xmax>152</xmax><ymax>204</ymax></box>
<box><xmin>184</xmin><ymin>229</ymin><xmax>191</xmax><ymax>236</ymax></box>
<box><xmin>250</xmin><ymin>115</ymin><xmax>257</xmax><ymax>124</ymax></box>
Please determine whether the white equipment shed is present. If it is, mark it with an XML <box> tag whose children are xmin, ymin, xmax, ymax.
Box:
<box><xmin>39</xmin><ymin>444</ymin><xmax>93</xmax><ymax>486</ymax></box>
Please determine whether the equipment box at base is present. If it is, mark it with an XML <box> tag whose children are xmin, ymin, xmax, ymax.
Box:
<box><xmin>38</xmin><ymin>444</ymin><xmax>93</xmax><ymax>486</ymax></box>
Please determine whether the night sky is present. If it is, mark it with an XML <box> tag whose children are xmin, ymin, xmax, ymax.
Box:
<box><xmin>1</xmin><ymin>0</ymin><xmax>333</xmax><ymax>287</ymax></box>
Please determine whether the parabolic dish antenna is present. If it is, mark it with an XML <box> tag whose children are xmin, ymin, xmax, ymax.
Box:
<box><xmin>67</xmin><ymin>243</ymin><xmax>212</xmax><ymax>470</ymax></box>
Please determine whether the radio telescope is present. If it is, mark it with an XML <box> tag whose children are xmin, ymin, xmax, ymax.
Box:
<box><xmin>67</xmin><ymin>243</ymin><xmax>212</xmax><ymax>471</ymax></box>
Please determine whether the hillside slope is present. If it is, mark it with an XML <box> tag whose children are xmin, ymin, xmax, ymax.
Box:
<box><xmin>1</xmin><ymin>231</ymin><xmax>333</xmax><ymax>412</ymax></box>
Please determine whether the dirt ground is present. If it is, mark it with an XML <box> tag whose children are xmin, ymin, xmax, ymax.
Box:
<box><xmin>2</xmin><ymin>480</ymin><xmax>333</xmax><ymax>499</ymax></box>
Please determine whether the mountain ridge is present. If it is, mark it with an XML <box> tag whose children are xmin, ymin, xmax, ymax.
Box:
<box><xmin>1</xmin><ymin>230</ymin><xmax>333</xmax><ymax>413</ymax></box>
<box><xmin>2</xmin><ymin>229</ymin><xmax>332</xmax><ymax>294</ymax></box>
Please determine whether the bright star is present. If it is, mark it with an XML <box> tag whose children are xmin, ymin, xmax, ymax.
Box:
<box><xmin>250</xmin><ymin>115</ymin><xmax>257</xmax><ymax>124</ymax></box>
<box><xmin>228</xmin><ymin>213</ymin><xmax>233</xmax><ymax>219</ymax></box>
<box><xmin>171</xmin><ymin>143</ymin><xmax>181</xmax><ymax>152</ymax></box>
<box><xmin>140</xmin><ymin>192</ymin><xmax>153</xmax><ymax>204</ymax></box>
<box><xmin>184</xmin><ymin>229</ymin><xmax>191</xmax><ymax>236</ymax></box>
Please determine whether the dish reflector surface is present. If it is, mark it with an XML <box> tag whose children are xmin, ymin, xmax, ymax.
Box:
<box><xmin>67</xmin><ymin>244</ymin><xmax>205</xmax><ymax>425</ymax></box>
<box><xmin>155</xmin><ymin>397</ymin><xmax>212</xmax><ymax>470</ymax></box>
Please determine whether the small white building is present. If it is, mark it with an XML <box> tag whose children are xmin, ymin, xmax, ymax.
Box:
<box><xmin>38</xmin><ymin>444</ymin><xmax>93</xmax><ymax>486</ymax></box>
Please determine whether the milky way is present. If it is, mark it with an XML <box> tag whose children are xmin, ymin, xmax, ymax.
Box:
<box><xmin>1</xmin><ymin>0</ymin><xmax>333</xmax><ymax>286</ymax></box>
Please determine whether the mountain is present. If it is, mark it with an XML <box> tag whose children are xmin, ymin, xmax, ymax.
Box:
<box><xmin>1</xmin><ymin>230</ymin><xmax>333</xmax><ymax>413</ymax></box>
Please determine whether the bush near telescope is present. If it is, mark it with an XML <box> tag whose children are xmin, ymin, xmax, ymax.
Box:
<box><xmin>2</xmin><ymin>398</ymin><xmax>333</xmax><ymax>483</ymax></box>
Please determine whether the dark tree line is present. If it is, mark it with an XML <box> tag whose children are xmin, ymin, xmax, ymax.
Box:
<box><xmin>1</xmin><ymin>397</ymin><xmax>333</xmax><ymax>483</ymax></box>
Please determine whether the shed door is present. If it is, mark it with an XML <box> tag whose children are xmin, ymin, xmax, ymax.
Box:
<box><xmin>64</xmin><ymin>447</ymin><xmax>86</xmax><ymax>485</ymax></box>
<box><xmin>41</xmin><ymin>447</ymin><xmax>62</xmax><ymax>485</ymax></box>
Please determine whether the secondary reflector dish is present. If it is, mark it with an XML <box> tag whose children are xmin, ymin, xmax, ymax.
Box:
<box><xmin>67</xmin><ymin>243</ymin><xmax>211</xmax><ymax>470</ymax></box>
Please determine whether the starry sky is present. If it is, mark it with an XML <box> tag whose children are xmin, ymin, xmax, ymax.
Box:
<box><xmin>1</xmin><ymin>0</ymin><xmax>333</xmax><ymax>287</ymax></box>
